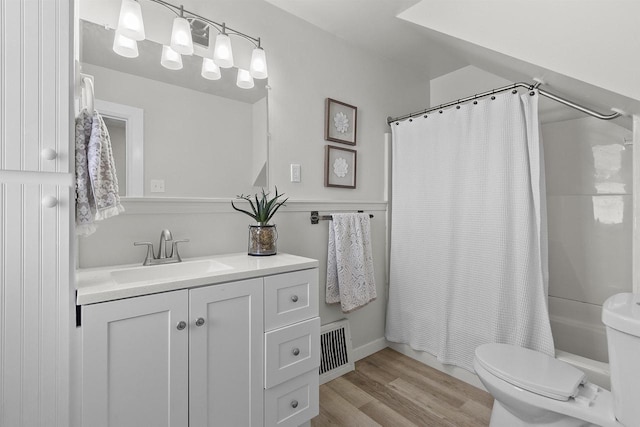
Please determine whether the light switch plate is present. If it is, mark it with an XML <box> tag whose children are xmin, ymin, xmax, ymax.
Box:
<box><xmin>290</xmin><ymin>164</ymin><xmax>301</xmax><ymax>182</ymax></box>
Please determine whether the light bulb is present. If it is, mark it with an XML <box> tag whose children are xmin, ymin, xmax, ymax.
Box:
<box><xmin>236</xmin><ymin>68</ymin><xmax>254</xmax><ymax>89</ymax></box>
<box><xmin>112</xmin><ymin>31</ymin><xmax>139</xmax><ymax>58</ymax></box>
<box><xmin>116</xmin><ymin>0</ymin><xmax>145</xmax><ymax>41</ymax></box>
<box><xmin>213</xmin><ymin>33</ymin><xmax>234</xmax><ymax>68</ymax></box>
<box><xmin>249</xmin><ymin>47</ymin><xmax>268</xmax><ymax>79</ymax></box>
<box><xmin>201</xmin><ymin>58</ymin><xmax>221</xmax><ymax>80</ymax></box>
<box><xmin>160</xmin><ymin>45</ymin><xmax>183</xmax><ymax>70</ymax></box>
<box><xmin>170</xmin><ymin>16</ymin><xmax>193</xmax><ymax>55</ymax></box>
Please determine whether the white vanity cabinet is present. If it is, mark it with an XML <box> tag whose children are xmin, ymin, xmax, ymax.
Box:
<box><xmin>79</xmin><ymin>261</ymin><xmax>319</xmax><ymax>427</ymax></box>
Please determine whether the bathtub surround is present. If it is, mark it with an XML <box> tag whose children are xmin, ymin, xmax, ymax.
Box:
<box><xmin>387</xmin><ymin>90</ymin><xmax>554</xmax><ymax>372</ymax></box>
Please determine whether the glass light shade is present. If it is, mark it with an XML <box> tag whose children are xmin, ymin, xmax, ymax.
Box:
<box><xmin>117</xmin><ymin>0</ymin><xmax>145</xmax><ymax>41</ymax></box>
<box><xmin>236</xmin><ymin>68</ymin><xmax>254</xmax><ymax>89</ymax></box>
<box><xmin>249</xmin><ymin>47</ymin><xmax>268</xmax><ymax>79</ymax></box>
<box><xmin>160</xmin><ymin>45</ymin><xmax>183</xmax><ymax>70</ymax></box>
<box><xmin>170</xmin><ymin>16</ymin><xmax>194</xmax><ymax>55</ymax></box>
<box><xmin>213</xmin><ymin>33</ymin><xmax>234</xmax><ymax>68</ymax></box>
<box><xmin>112</xmin><ymin>32</ymin><xmax>139</xmax><ymax>58</ymax></box>
<box><xmin>201</xmin><ymin>58</ymin><xmax>221</xmax><ymax>80</ymax></box>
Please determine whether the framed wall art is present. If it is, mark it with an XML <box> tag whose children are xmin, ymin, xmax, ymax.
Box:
<box><xmin>325</xmin><ymin>98</ymin><xmax>357</xmax><ymax>145</ymax></box>
<box><xmin>325</xmin><ymin>145</ymin><xmax>357</xmax><ymax>189</ymax></box>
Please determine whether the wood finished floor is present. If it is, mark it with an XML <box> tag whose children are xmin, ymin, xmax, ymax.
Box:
<box><xmin>311</xmin><ymin>348</ymin><xmax>494</xmax><ymax>427</ymax></box>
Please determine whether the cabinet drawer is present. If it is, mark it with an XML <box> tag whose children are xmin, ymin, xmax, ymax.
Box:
<box><xmin>265</xmin><ymin>317</ymin><xmax>320</xmax><ymax>388</ymax></box>
<box><xmin>264</xmin><ymin>269</ymin><xmax>318</xmax><ymax>331</ymax></box>
<box><xmin>264</xmin><ymin>370</ymin><xmax>319</xmax><ymax>427</ymax></box>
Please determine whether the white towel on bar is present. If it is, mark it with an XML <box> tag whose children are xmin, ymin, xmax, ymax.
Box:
<box><xmin>75</xmin><ymin>108</ymin><xmax>124</xmax><ymax>236</ymax></box>
<box><xmin>326</xmin><ymin>213</ymin><xmax>376</xmax><ymax>312</ymax></box>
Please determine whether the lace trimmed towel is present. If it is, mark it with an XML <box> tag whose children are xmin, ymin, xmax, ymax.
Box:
<box><xmin>326</xmin><ymin>213</ymin><xmax>376</xmax><ymax>312</ymax></box>
<box><xmin>75</xmin><ymin>108</ymin><xmax>124</xmax><ymax>236</ymax></box>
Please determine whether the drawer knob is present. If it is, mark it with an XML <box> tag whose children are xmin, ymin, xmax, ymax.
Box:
<box><xmin>292</xmin><ymin>347</ymin><xmax>300</xmax><ymax>356</ymax></box>
<box><xmin>291</xmin><ymin>400</ymin><xmax>299</xmax><ymax>409</ymax></box>
<box><xmin>195</xmin><ymin>317</ymin><xmax>205</xmax><ymax>327</ymax></box>
<box><xmin>41</xmin><ymin>148</ymin><xmax>57</xmax><ymax>160</ymax></box>
<box><xmin>41</xmin><ymin>195</ymin><xmax>58</xmax><ymax>208</ymax></box>
<box><xmin>176</xmin><ymin>321</ymin><xmax>187</xmax><ymax>330</ymax></box>
<box><xmin>291</xmin><ymin>295</ymin><xmax>299</xmax><ymax>303</ymax></box>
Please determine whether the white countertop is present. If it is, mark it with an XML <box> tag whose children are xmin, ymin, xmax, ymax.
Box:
<box><xmin>76</xmin><ymin>252</ymin><xmax>319</xmax><ymax>305</ymax></box>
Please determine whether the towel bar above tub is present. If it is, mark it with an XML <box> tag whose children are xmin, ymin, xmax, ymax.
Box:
<box><xmin>310</xmin><ymin>210</ymin><xmax>374</xmax><ymax>225</ymax></box>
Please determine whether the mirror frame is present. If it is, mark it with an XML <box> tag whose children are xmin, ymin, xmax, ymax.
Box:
<box><xmin>94</xmin><ymin>99</ymin><xmax>145</xmax><ymax>197</ymax></box>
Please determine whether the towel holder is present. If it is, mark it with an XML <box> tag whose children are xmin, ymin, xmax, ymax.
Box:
<box><xmin>80</xmin><ymin>73</ymin><xmax>95</xmax><ymax>114</ymax></box>
<box><xmin>310</xmin><ymin>210</ymin><xmax>374</xmax><ymax>225</ymax></box>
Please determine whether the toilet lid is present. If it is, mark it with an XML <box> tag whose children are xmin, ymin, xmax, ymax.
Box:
<box><xmin>475</xmin><ymin>343</ymin><xmax>585</xmax><ymax>401</ymax></box>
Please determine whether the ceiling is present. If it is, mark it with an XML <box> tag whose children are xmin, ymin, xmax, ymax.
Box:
<box><xmin>265</xmin><ymin>0</ymin><xmax>637</xmax><ymax>126</ymax></box>
<box><xmin>265</xmin><ymin>0</ymin><xmax>468</xmax><ymax>80</ymax></box>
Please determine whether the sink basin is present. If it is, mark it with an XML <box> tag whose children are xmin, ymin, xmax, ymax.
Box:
<box><xmin>110</xmin><ymin>259</ymin><xmax>232</xmax><ymax>285</ymax></box>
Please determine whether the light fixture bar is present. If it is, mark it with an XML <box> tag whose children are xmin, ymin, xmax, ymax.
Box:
<box><xmin>147</xmin><ymin>0</ymin><xmax>261</xmax><ymax>47</ymax></box>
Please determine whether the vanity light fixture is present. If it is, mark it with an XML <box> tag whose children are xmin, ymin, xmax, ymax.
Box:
<box><xmin>249</xmin><ymin>46</ymin><xmax>268</xmax><ymax>79</ymax></box>
<box><xmin>236</xmin><ymin>68</ymin><xmax>254</xmax><ymax>89</ymax></box>
<box><xmin>116</xmin><ymin>0</ymin><xmax>145</xmax><ymax>41</ymax></box>
<box><xmin>213</xmin><ymin>24</ymin><xmax>234</xmax><ymax>68</ymax></box>
<box><xmin>201</xmin><ymin>58</ymin><xmax>221</xmax><ymax>80</ymax></box>
<box><xmin>112</xmin><ymin>31</ymin><xmax>139</xmax><ymax>58</ymax></box>
<box><xmin>170</xmin><ymin>6</ymin><xmax>193</xmax><ymax>55</ymax></box>
<box><xmin>112</xmin><ymin>0</ymin><xmax>268</xmax><ymax>89</ymax></box>
<box><xmin>160</xmin><ymin>45</ymin><xmax>183</xmax><ymax>70</ymax></box>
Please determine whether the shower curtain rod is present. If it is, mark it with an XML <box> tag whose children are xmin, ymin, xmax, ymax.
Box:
<box><xmin>386</xmin><ymin>82</ymin><xmax>621</xmax><ymax>125</ymax></box>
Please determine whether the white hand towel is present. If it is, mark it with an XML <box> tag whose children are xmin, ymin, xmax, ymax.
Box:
<box><xmin>75</xmin><ymin>109</ymin><xmax>124</xmax><ymax>236</ymax></box>
<box><xmin>326</xmin><ymin>213</ymin><xmax>376</xmax><ymax>312</ymax></box>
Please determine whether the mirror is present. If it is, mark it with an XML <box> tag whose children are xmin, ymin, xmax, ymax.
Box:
<box><xmin>79</xmin><ymin>19</ymin><xmax>269</xmax><ymax>198</ymax></box>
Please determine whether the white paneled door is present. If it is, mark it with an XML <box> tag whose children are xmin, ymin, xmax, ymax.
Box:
<box><xmin>0</xmin><ymin>0</ymin><xmax>73</xmax><ymax>425</ymax></box>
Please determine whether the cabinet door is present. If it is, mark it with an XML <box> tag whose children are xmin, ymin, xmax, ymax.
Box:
<box><xmin>0</xmin><ymin>183</ymin><xmax>71</xmax><ymax>427</ymax></box>
<box><xmin>190</xmin><ymin>278</ymin><xmax>264</xmax><ymax>427</ymax></box>
<box><xmin>1</xmin><ymin>0</ymin><xmax>70</xmax><ymax>173</ymax></box>
<box><xmin>82</xmin><ymin>290</ymin><xmax>189</xmax><ymax>427</ymax></box>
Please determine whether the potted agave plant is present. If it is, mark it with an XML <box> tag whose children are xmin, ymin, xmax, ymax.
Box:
<box><xmin>232</xmin><ymin>187</ymin><xmax>288</xmax><ymax>256</ymax></box>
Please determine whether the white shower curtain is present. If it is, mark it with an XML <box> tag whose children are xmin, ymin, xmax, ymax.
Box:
<box><xmin>386</xmin><ymin>91</ymin><xmax>555</xmax><ymax>372</ymax></box>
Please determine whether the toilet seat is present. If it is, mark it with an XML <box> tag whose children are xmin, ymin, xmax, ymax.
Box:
<box><xmin>475</xmin><ymin>343</ymin><xmax>586</xmax><ymax>401</ymax></box>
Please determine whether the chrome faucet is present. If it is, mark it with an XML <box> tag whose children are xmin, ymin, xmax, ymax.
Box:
<box><xmin>158</xmin><ymin>229</ymin><xmax>173</xmax><ymax>259</ymax></box>
<box><xmin>134</xmin><ymin>230</ymin><xmax>189</xmax><ymax>266</ymax></box>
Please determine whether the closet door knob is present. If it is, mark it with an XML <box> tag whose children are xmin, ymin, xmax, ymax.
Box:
<box><xmin>176</xmin><ymin>321</ymin><xmax>187</xmax><ymax>331</ymax></box>
<box><xmin>292</xmin><ymin>348</ymin><xmax>300</xmax><ymax>356</ymax></box>
<box><xmin>195</xmin><ymin>317</ymin><xmax>205</xmax><ymax>327</ymax></box>
<box><xmin>291</xmin><ymin>295</ymin><xmax>299</xmax><ymax>303</ymax></box>
<box><xmin>41</xmin><ymin>195</ymin><xmax>58</xmax><ymax>208</ymax></box>
<box><xmin>41</xmin><ymin>148</ymin><xmax>57</xmax><ymax>160</ymax></box>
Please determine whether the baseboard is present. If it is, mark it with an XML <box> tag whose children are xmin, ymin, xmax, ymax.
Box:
<box><xmin>352</xmin><ymin>337</ymin><xmax>389</xmax><ymax>362</ymax></box>
<box><xmin>387</xmin><ymin>342</ymin><xmax>486</xmax><ymax>391</ymax></box>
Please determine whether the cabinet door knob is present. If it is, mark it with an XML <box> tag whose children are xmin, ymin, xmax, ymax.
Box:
<box><xmin>195</xmin><ymin>317</ymin><xmax>205</xmax><ymax>327</ymax></box>
<box><xmin>176</xmin><ymin>321</ymin><xmax>187</xmax><ymax>330</ymax></box>
<box><xmin>41</xmin><ymin>195</ymin><xmax>58</xmax><ymax>208</ymax></box>
<box><xmin>290</xmin><ymin>400</ymin><xmax>298</xmax><ymax>409</ymax></box>
<box><xmin>41</xmin><ymin>148</ymin><xmax>57</xmax><ymax>160</ymax></box>
<box><xmin>292</xmin><ymin>347</ymin><xmax>300</xmax><ymax>356</ymax></box>
<box><xmin>291</xmin><ymin>295</ymin><xmax>299</xmax><ymax>303</ymax></box>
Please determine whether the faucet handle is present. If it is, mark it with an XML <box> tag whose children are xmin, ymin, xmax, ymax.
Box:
<box><xmin>170</xmin><ymin>239</ymin><xmax>189</xmax><ymax>261</ymax></box>
<box><xmin>134</xmin><ymin>241</ymin><xmax>155</xmax><ymax>265</ymax></box>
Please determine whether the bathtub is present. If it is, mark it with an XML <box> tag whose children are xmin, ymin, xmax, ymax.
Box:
<box><xmin>387</xmin><ymin>296</ymin><xmax>612</xmax><ymax>392</ymax></box>
<box><xmin>549</xmin><ymin>296</ymin><xmax>611</xmax><ymax>389</ymax></box>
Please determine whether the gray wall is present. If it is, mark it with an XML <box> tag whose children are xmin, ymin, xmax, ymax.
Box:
<box><xmin>77</xmin><ymin>0</ymin><xmax>430</xmax><ymax>352</ymax></box>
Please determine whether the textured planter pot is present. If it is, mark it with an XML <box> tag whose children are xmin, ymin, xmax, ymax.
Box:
<box><xmin>248</xmin><ymin>224</ymin><xmax>277</xmax><ymax>256</ymax></box>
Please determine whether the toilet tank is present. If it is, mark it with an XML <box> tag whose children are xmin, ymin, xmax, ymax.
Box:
<box><xmin>602</xmin><ymin>293</ymin><xmax>640</xmax><ymax>426</ymax></box>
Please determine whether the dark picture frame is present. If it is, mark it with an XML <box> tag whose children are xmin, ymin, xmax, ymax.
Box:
<box><xmin>325</xmin><ymin>145</ymin><xmax>357</xmax><ymax>189</ymax></box>
<box><xmin>325</xmin><ymin>98</ymin><xmax>357</xmax><ymax>145</ymax></box>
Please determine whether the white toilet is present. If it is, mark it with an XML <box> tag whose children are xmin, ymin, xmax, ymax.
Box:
<box><xmin>474</xmin><ymin>292</ymin><xmax>640</xmax><ymax>427</ymax></box>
